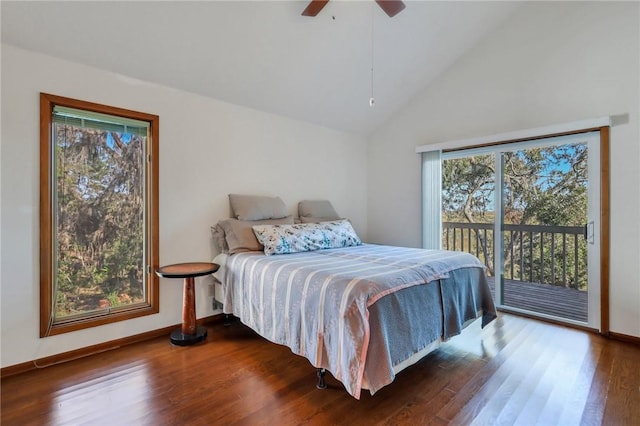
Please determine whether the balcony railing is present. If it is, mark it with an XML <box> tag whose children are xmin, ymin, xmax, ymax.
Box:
<box><xmin>443</xmin><ymin>222</ymin><xmax>587</xmax><ymax>290</ymax></box>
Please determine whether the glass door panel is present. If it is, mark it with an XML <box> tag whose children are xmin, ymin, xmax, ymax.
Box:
<box><xmin>500</xmin><ymin>141</ymin><xmax>591</xmax><ymax>323</ymax></box>
<box><xmin>441</xmin><ymin>152</ymin><xmax>496</xmax><ymax>281</ymax></box>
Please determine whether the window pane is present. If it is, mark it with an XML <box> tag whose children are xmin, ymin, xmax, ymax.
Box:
<box><xmin>441</xmin><ymin>153</ymin><xmax>496</xmax><ymax>275</ymax></box>
<box><xmin>53</xmin><ymin>115</ymin><xmax>148</xmax><ymax>320</ymax></box>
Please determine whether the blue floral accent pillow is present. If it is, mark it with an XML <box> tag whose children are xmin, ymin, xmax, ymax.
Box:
<box><xmin>252</xmin><ymin>220</ymin><xmax>362</xmax><ymax>256</ymax></box>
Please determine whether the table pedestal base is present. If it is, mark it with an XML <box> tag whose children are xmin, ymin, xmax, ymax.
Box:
<box><xmin>170</xmin><ymin>325</ymin><xmax>208</xmax><ymax>346</ymax></box>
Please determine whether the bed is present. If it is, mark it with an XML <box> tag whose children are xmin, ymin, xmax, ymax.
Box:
<box><xmin>211</xmin><ymin>195</ymin><xmax>497</xmax><ymax>399</ymax></box>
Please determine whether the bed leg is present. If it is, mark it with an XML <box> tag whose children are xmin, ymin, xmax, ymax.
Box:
<box><xmin>316</xmin><ymin>368</ymin><xmax>327</xmax><ymax>389</ymax></box>
<box><xmin>223</xmin><ymin>314</ymin><xmax>232</xmax><ymax>326</ymax></box>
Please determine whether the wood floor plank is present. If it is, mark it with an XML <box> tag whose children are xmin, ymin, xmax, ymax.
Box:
<box><xmin>601</xmin><ymin>343</ymin><xmax>640</xmax><ymax>425</ymax></box>
<box><xmin>435</xmin><ymin>318</ymin><xmax>542</xmax><ymax>422</ymax></box>
<box><xmin>580</xmin><ymin>339</ymin><xmax>614</xmax><ymax>426</ymax></box>
<box><xmin>466</xmin><ymin>322</ymin><xmax>563</xmax><ymax>425</ymax></box>
<box><xmin>2</xmin><ymin>313</ymin><xmax>639</xmax><ymax>425</ymax></box>
<box><xmin>509</xmin><ymin>329</ymin><xmax>574</xmax><ymax>424</ymax></box>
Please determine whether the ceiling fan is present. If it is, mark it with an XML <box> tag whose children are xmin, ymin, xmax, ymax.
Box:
<box><xmin>302</xmin><ymin>0</ymin><xmax>406</xmax><ymax>18</ymax></box>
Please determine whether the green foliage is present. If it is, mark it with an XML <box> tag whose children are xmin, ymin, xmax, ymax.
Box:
<box><xmin>54</xmin><ymin>124</ymin><xmax>146</xmax><ymax>317</ymax></box>
<box><xmin>106</xmin><ymin>291</ymin><xmax>121</xmax><ymax>308</ymax></box>
<box><xmin>443</xmin><ymin>143</ymin><xmax>589</xmax><ymax>290</ymax></box>
<box><xmin>442</xmin><ymin>154</ymin><xmax>495</xmax><ymax>223</ymax></box>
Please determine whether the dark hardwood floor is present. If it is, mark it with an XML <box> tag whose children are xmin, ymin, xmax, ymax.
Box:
<box><xmin>2</xmin><ymin>313</ymin><xmax>639</xmax><ymax>425</ymax></box>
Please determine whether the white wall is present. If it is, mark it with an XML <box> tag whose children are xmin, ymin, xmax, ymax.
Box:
<box><xmin>367</xmin><ymin>2</ymin><xmax>640</xmax><ymax>337</ymax></box>
<box><xmin>0</xmin><ymin>45</ymin><xmax>368</xmax><ymax>368</ymax></box>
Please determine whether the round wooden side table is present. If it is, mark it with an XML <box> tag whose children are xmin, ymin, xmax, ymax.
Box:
<box><xmin>156</xmin><ymin>262</ymin><xmax>219</xmax><ymax>346</ymax></box>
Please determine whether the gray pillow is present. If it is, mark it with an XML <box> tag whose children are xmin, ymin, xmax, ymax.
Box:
<box><xmin>210</xmin><ymin>224</ymin><xmax>229</xmax><ymax>254</ymax></box>
<box><xmin>218</xmin><ymin>216</ymin><xmax>294</xmax><ymax>254</ymax></box>
<box><xmin>298</xmin><ymin>200</ymin><xmax>340</xmax><ymax>219</ymax></box>
<box><xmin>229</xmin><ymin>194</ymin><xmax>288</xmax><ymax>221</ymax></box>
<box><xmin>300</xmin><ymin>216</ymin><xmax>343</xmax><ymax>223</ymax></box>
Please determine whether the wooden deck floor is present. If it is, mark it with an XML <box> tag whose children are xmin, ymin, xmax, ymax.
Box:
<box><xmin>487</xmin><ymin>276</ymin><xmax>588</xmax><ymax>322</ymax></box>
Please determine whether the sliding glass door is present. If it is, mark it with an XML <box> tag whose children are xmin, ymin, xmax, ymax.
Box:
<box><xmin>439</xmin><ymin>132</ymin><xmax>601</xmax><ymax>328</ymax></box>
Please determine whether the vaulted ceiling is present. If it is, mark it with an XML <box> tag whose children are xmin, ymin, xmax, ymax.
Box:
<box><xmin>1</xmin><ymin>1</ymin><xmax>521</xmax><ymax>135</ymax></box>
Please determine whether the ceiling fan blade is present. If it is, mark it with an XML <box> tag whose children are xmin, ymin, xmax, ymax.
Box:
<box><xmin>301</xmin><ymin>0</ymin><xmax>330</xmax><ymax>17</ymax></box>
<box><xmin>375</xmin><ymin>0</ymin><xmax>406</xmax><ymax>17</ymax></box>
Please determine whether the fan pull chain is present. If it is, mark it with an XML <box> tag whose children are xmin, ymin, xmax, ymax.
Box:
<box><xmin>369</xmin><ymin>2</ymin><xmax>375</xmax><ymax>107</ymax></box>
